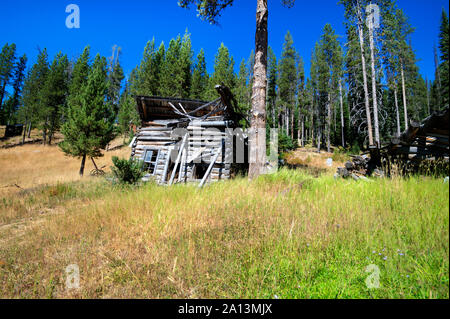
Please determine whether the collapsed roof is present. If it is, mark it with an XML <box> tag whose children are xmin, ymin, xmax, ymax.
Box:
<box><xmin>135</xmin><ymin>85</ymin><xmax>247</xmax><ymax>126</ymax></box>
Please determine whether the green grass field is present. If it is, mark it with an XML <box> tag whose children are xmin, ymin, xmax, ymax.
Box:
<box><xmin>0</xmin><ymin>168</ymin><xmax>448</xmax><ymax>299</ymax></box>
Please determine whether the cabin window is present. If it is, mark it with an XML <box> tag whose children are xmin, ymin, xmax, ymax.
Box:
<box><xmin>143</xmin><ymin>149</ymin><xmax>160</xmax><ymax>175</ymax></box>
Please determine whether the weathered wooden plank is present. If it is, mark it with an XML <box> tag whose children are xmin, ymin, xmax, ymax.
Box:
<box><xmin>135</xmin><ymin>141</ymin><xmax>175</xmax><ymax>146</ymax></box>
<box><xmin>135</xmin><ymin>140</ymin><xmax>174</xmax><ymax>145</ymax></box>
<box><xmin>187</xmin><ymin>126</ymin><xmax>225</xmax><ymax>131</ymax></box>
<box><xmin>392</xmin><ymin>145</ymin><xmax>449</xmax><ymax>157</ymax></box>
<box><xmin>169</xmin><ymin>134</ymin><xmax>188</xmax><ymax>186</ymax></box>
<box><xmin>188</xmin><ymin>142</ymin><xmax>222</xmax><ymax>147</ymax></box>
<box><xmin>190</xmin><ymin>121</ymin><xmax>232</xmax><ymax>127</ymax></box>
<box><xmin>189</xmin><ymin>136</ymin><xmax>225</xmax><ymax>140</ymax></box>
<box><xmin>187</xmin><ymin>131</ymin><xmax>227</xmax><ymax>136</ymax></box>
<box><xmin>199</xmin><ymin>147</ymin><xmax>222</xmax><ymax>188</ymax></box>
<box><xmin>137</xmin><ymin>136</ymin><xmax>177</xmax><ymax>141</ymax></box>
<box><xmin>141</xmin><ymin>122</ymin><xmax>168</xmax><ymax>127</ymax></box>
<box><xmin>139</xmin><ymin>127</ymin><xmax>174</xmax><ymax>132</ymax></box>
<box><xmin>159</xmin><ymin>148</ymin><xmax>174</xmax><ymax>185</ymax></box>
<box><xmin>211</xmin><ymin>167</ymin><xmax>230</xmax><ymax>172</ymax></box>
<box><xmin>138</xmin><ymin>131</ymin><xmax>173</xmax><ymax>137</ymax></box>
<box><xmin>178</xmin><ymin>148</ymin><xmax>187</xmax><ymax>183</ymax></box>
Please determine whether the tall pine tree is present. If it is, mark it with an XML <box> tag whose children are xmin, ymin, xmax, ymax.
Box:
<box><xmin>60</xmin><ymin>54</ymin><xmax>115</xmax><ymax>176</ymax></box>
<box><xmin>20</xmin><ymin>49</ymin><xmax>49</xmax><ymax>140</ymax></box>
<box><xmin>39</xmin><ymin>52</ymin><xmax>69</xmax><ymax>145</ymax></box>
<box><xmin>190</xmin><ymin>48</ymin><xmax>209</xmax><ymax>100</ymax></box>
<box><xmin>267</xmin><ymin>46</ymin><xmax>278</xmax><ymax>129</ymax></box>
<box><xmin>438</xmin><ymin>9</ymin><xmax>449</xmax><ymax>107</ymax></box>
<box><xmin>209</xmin><ymin>43</ymin><xmax>236</xmax><ymax>99</ymax></box>
<box><xmin>0</xmin><ymin>43</ymin><xmax>17</xmax><ymax>115</ymax></box>
<box><xmin>2</xmin><ymin>54</ymin><xmax>27</xmax><ymax>124</ymax></box>
<box><xmin>278</xmin><ymin>31</ymin><xmax>298</xmax><ymax>138</ymax></box>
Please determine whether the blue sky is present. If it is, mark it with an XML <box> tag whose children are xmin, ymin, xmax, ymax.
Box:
<box><xmin>0</xmin><ymin>0</ymin><xmax>448</xmax><ymax>83</ymax></box>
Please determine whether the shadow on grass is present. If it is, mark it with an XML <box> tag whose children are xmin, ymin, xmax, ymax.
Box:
<box><xmin>284</xmin><ymin>164</ymin><xmax>328</xmax><ymax>178</ymax></box>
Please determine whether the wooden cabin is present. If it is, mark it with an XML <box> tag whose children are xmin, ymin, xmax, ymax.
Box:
<box><xmin>130</xmin><ymin>85</ymin><xmax>247</xmax><ymax>186</ymax></box>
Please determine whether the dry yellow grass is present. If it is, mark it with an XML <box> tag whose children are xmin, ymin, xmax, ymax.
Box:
<box><xmin>0</xmin><ymin>128</ymin><xmax>45</xmax><ymax>147</ymax></box>
<box><xmin>0</xmin><ymin>139</ymin><xmax>130</xmax><ymax>196</ymax></box>
<box><xmin>0</xmin><ymin>170</ymin><xmax>447</xmax><ymax>298</ymax></box>
<box><xmin>284</xmin><ymin>147</ymin><xmax>347</xmax><ymax>173</ymax></box>
<box><xmin>0</xmin><ymin>136</ymin><xmax>447</xmax><ymax>299</ymax></box>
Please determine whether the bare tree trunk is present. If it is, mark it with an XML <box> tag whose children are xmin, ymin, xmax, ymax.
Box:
<box><xmin>368</xmin><ymin>22</ymin><xmax>380</xmax><ymax>147</ymax></box>
<box><xmin>339</xmin><ymin>79</ymin><xmax>345</xmax><ymax>147</ymax></box>
<box><xmin>48</xmin><ymin>119</ymin><xmax>56</xmax><ymax>146</ymax></box>
<box><xmin>356</xmin><ymin>1</ymin><xmax>374</xmax><ymax>146</ymax></box>
<box><xmin>279</xmin><ymin>109</ymin><xmax>282</xmax><ymax>131</ymax></box>
<box><xmin>400</xmin><ymin>61</ymin><xmax>408</xmax><ymax>130</ymax></box>
<box><xmin>22</xmin><ymin>119</ymin><xmax>27</xmax><ymax>144</ymax></box>
<box><xmin>326</xmin><ymin>93</ymin><xmax>331</xmax><ymax>153</ymax></box>
<box><xmin>27</xmin><ymin>122</ymin><xmax>32</xmax><ymax>138</ymax></box>
<box><xmin>42</xmin><ymin>117</ymin><xmax>48</xmax><ymax>146</ymax></box>
<box><xmin>394</xmin><ymin>83</ymin><xmax>401</xmax><ymax>137</ymax></box>
<box><xmin>298</xmin><ymin>109</ymin><xmax>303</xmax><ymax>147</ymax></box>
<box><xmin>310</xmin><ymin>94</ymin><xmax>314</xmax><ymax>146</ymax></box>
<box><xmin>285</xmin><ymin>108</ymin><xmax>289</xmax><ymax>136</ymax></box>
<box><xmin>301</xmin><ymin>118</ymin><xmax>304</xmax><ymax>147</ymax></box>
<box><xmin>297</xmin><ymin>109</ymin><xmax>301</xmax><ymax>145</ymax></box>
<box><xmin>317</xmin><ymin>128</ymin><xmax>321</xmax><ymax>153</ymax></box>
<box><xmin>304</xmin><ymin>115</ymin><xmax>308</xmax><ymax>145</ymax></box>
<box><xmin>434</xmin><ymin>46</ymin><xmax>442</xmax><ymax>108</ymax></box>
<box><xmin>272</xmin><ymin>102</ymin><xmax>275</xmax><ymax>127</ymax></box>
<box><xmin>0</xmin><ymin>82</ymin><xmax>6</xmax><ymax>111</ymax></box>
<box><xmin>426</xmin><ymin>78</ymin><xmax>430</xmax><ymax>116</ymax></box>
<box><xmin>286</xmin><ymin>108</ymin><xmax>289</xmax><ymax>136</ymax></box>
<box><xmin>291</xmin><ymin>107</ymin><xmax>294</xmax><ymax>140</ymax></box>
<box><xmin>333</xmin><ymin>100</ymin><xmax>337</xmax><ymax>137</ymax></box>
<box><xmin>248</xmin><ymin>0</ymin><xmax>268</xmax><ymax>179</ymax></box>
<box><xmin>79</xmin><ymin>154</ymin><xmax>87</xmax><ymax>177</ymax></box>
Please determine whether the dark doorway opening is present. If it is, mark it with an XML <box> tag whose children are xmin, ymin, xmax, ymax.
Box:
<box><xmin>192</xmin><ymin>163</ymin><xmax>209</xmax><ymax>180</ymax></box>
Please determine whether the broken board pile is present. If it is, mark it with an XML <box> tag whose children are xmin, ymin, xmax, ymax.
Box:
<box><xmin>335</xmin><ymin>107</ymin><xmax>449</xmax><ymax>179</ymax></box>
<box><xmin>336</xmin><ymin>155</ymin><xmax>384</xmax><ymax>180</ymax></box>
<box><xmin>386</xmin><ymin>107</ymin><xmax>449</xmax><ymax>161</ymax></box>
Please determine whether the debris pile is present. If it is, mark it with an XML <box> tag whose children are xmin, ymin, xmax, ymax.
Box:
<box><xmin>335</xmin><ymin>155</ymin><xmax>384</xmax><ymax>181</ymax></box>
<box><xmin>336</xmin><ymin>155</ymin><xmax>368</xmax><ymax>180</ymax></box>
<box><xmin>335</xmin><ymin>108</ymin><xmax>448</xmax><ymax>180</ymax></box>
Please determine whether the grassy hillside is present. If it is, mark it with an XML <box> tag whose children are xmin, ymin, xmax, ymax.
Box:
<box><xmin>0</xmin><ymin>142</ymin><xmax>129</xmax><ymax>195</ymax></box>
<box><xmin>0</xmin><ymin>143</ymin><xmax>448</xmax><ymax>298</ymax></box>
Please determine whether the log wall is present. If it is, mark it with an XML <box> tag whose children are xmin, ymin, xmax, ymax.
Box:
<box><xmin>131</xmin><ymin>119</ymin><xmax>234</xmax><ymax>185</ymax></box>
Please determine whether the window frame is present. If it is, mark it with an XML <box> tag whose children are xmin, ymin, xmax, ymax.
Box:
<box><xmin>142</xmin><ymin>148</ymin><xmax>161</xmax><ymax>176</ymax></box>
